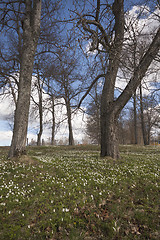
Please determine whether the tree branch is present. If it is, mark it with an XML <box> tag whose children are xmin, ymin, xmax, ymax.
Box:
<box><xmin>78</xmin><ymin>73</ymin><xmax>105</xmax><ymax>108</ymax></box>
<box><xmin>114</xmin><ymin>27</ymin><xmax>160</xmax><ymax>116</ymax></box>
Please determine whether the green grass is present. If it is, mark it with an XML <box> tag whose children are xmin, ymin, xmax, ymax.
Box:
<box><xmin>0</xmin><ymin>145</ymin><xmax>160</xmax><ymax>239</ymax></box>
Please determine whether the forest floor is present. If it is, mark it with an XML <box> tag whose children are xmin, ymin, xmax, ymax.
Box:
<box><xmin>0</xmin><ymin>144</ymin><xmax>160</xmax><ymax>239</ymax></box>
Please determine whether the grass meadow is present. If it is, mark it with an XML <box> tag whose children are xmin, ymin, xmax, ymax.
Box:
<box><xmin>0</xmin><ymin>145</ymin><xmax>160</xmax><ymax>239</ymax></box>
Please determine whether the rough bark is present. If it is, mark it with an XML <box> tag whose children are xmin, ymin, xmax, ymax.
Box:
<box><xmin>8</xmin><ymin>0</ymin><xmax>41</xmax><ymax>158</ymax></box>
<box><xmin>100</xmin><ymin>0</ymin><xmax>124</xmax><ymax>158</ymax></box>
<box><xmin>101</xmin><ymin>111</ymin><xmax>119</xmax><ymax>158</ymax></box>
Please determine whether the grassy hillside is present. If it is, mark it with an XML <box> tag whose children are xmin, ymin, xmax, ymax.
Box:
<box><xmin>0</xmin><ymin>145</ymin><xmax>160</xmax><ymax>239</ymax></box>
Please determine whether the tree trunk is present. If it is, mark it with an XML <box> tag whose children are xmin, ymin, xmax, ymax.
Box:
<box><xmin>36</xmin><ymin>70</ymin><xmax>43</xmax><ymax>146</ymax></box>
<box><xmin>139</xmin><ymin>84</ymin><xmax>148</xmax><ymax>145</ymax></box>
<box><xmin>9</xmin><ymin>54</ymin><xmax>35</xmax><ymax>156</ymax></box>
<box><xmin>101</xmin><ymin>111</ymin><xmax>119</xmax><ymax>158</ymax></box>
<box><xmin>65</xmin><ymin>98</ymin><xmax>74</xmax><ymax>146</ymax></box>
<box><xmin>133</xmin><ymin>91</ymin><xmax>138</xmax><ymax>144</ymax></box>
<box><xmin>37</xmin><ymin>88</ymin><xmax>43</xmax><ymax>146</ymax></box>
<box><xmin>51</xmin><ymin>95</ymin><xmax>55</xmax><ymax>145</ymax></box>
<box><xmin>100</xmin><ymin>0</ymin><xmax>124</xmax><ymax>158</ymax></box>
<box><xmin>8</xmin><ymin>0</ymin><xmax>41</xmax><ymax>158</ymax></box>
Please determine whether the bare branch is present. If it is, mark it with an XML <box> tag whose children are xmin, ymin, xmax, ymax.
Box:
<box><xmin>78</xmin><ymin>73</ymin><xmax>105</xmax><ymax>108</ymax></box>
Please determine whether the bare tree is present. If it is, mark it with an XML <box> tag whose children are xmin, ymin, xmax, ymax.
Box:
<box><xmin>86</xmin><ymin>83</ymin><xmax>101</xmax><ymax>144</ymax></box>
<box><xmin>75</xmin><ymin>0</ymin><xmax>160</xmax><ymax>158</ymax></box>
<box><xmin>6</xmin><ymin>0</ymin><xmax>42</xmax><ymax>157</ymax></box>
<box><xmin>48</xmin><ymin>49</ymin><xmax>83</xmax><ymax>146</ymax></box>
<box><xmin>30</xmin><ymin>64</ymin><xmax>44</xmax><ymax>146</ymax></box>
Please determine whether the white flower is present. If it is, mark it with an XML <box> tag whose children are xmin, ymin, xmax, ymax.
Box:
<box><xmin>0</xmin><ymin>203</ymin><xmax>6</xmax><ymax>206</ymax></box>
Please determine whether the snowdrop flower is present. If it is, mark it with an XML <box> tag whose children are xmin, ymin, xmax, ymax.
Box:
<box><xmin>0</xmin><ymin>203</ymin><xmax>6</xmax><ymax>206</ymax></box>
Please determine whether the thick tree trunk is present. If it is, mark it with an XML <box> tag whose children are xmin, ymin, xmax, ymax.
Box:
<box><xmin>9</xmin><ymin>65</ymin><xmax>33</xmax><ymax>157</ymax></box>
<box><xmin>100</xmin><ymin>0</ymin><xmax>124</xmax><ymax>158</ymax></box>
<box><xmin>101</xmin><ymin>111</ymin><xmax>119</xmax><ymax>159</ymax></box>
<box><xmin>8</xmin><ymin>0</ymin><xmax>41</xmax><ymax>158</ymax></box>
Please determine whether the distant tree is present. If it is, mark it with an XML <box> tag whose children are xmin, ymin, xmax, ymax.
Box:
<box><xmin>44</xmin><ymin>73</ymin><xmax>57</xmax><ymax>146</ymax></box>
<box><xmin>138</xmin><ymin>90</ymin><xmax>160</xmax><ymax>145</ymax></box>
<box><xmin>86</xmin><ymin>84</ymin><xmax>101</xmax><ymax>144</ymax></box>
<box><xmin>48</xmin><ymin>49</ymin><xmax>83</xmax><ymax>145</ymax></box>
<box><xmin>30</xmin><ymin>64</ymin><xmax>44</xmax><ymax>146</ymax></box>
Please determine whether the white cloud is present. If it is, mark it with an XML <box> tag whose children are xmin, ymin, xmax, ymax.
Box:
<box><xmin>0</xmin><ymin>130</ymin><xmax>12</xmax><ymax>146</ymax></box>
<box><xmin>125</xmin><ymin>5</ymin><xmax>160</xmax><ymax>36</ymax></box>
<box><xmin>115</xmin><ymin>5</ymin><xmax>160</xmax><ymax>96</ymax></box>
<box><xmin>0</xmin><ymin>95</ymin><xmax>15</xmax><ymax>120</ymax></box>
<box><xmin>0</xmin><ymin>80</ymin><xmax>87</xmax><ymax>146</ymax></box>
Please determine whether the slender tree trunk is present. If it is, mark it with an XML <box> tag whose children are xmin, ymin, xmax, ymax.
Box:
<box><xmin>36</xmin><ymin>70</ymin><xmax>43</xmax><ymax>146</ymax></box>
<box><xmin>147</xmin><ymin>128</ymin><xmax>151</xmax><ymax>145</ymax></box>
<box><xmin>8</xmin><ymin>0</ymin><xmax>41</xmax><ymax>158</ymax></box>
<box><xmin>147</xmin><ymin>115</ymin><xmax>151</xmax><ymax>145</ymax></box>
<box><xmin>139</xmin><ymin>84</ymin><xmax>148</xmax><ymax>145</ymax></box>
<box><xmin>51</xmin><ymin>95</ymin><xmax>55</xmax><ymax>145</ymax></box>
<box><xmin>37</xmin><ymin>87</ymin><xmax>43</xmax><ymax>146</ymax></box>
<box><xmin>65</xmin><ymin>98</ymin><xmax>74</xmax><ymax>145</ymax></box>
<box><xmin>133</xmin><ymin>92</ymin><xmax>138</xmax><ymax>144</ymax></box>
